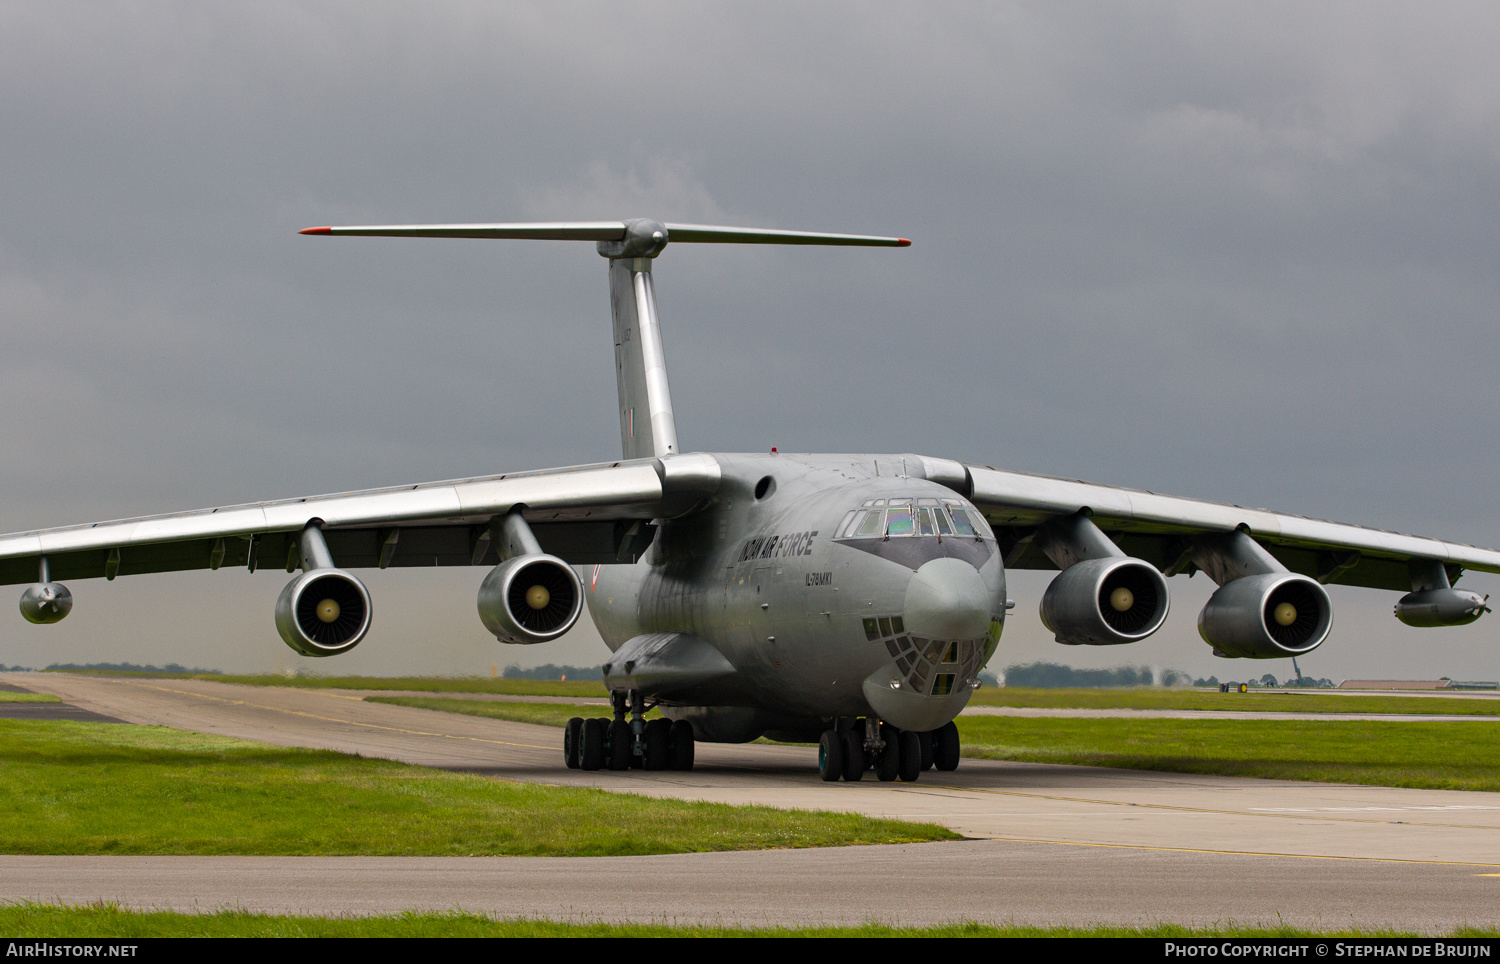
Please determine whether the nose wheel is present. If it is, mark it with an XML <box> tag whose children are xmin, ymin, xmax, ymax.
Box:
<box><xmin>816</xmin><ymin>718</ymin><xmax>960</xmax><ymax>782</ymax></box>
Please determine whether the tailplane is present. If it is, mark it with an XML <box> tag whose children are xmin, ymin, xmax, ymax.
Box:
<box><xmin>300</xmin><ymin>219</ymin><xmax>910</xmax><ymax>460</ymax></box>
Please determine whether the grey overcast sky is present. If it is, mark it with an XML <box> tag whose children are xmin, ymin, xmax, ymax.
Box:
<box><xmin>3</xmin><ymin>2</ymin><xmax>1499</xmax><ymax>681</ymax></box>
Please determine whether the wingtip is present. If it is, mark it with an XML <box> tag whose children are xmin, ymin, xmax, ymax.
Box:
<box><xmin>298</xmin><ymin>226</ymin><xmax>332</xmax><ymax>235</ymax></box>
<box><xmin>896</xmin><ymin>238</ymin><xmax>912</xmax><ymax>247</ymax></box>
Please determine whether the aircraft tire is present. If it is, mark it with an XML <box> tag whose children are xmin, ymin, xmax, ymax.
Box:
<box><xmin>934</xmin><ymin>721</ymin><xmax>960</xmax><ymax>771</ymax></box>
<box><xmin>667</xmin><ymin>719</ymin><xmax>695</xmax><ymax>771</ymax></box>
<box><xmin>897</xmin><ymin>729</ymin><xmax>922</xmax><ymax>782</ymax></box>
<box><xmin>580</xmin><ymin>718</ymin><xmax>605</xmax><ymax>771</ymax></box>
<box><xmin>564</xmin><ymin>717</ymin><xmax>584</xmax><ymax>769</ymax></box>
<box><xmin>818</xmin><ymin>730</ymin><xmax>843</xmax><ymax>781</ymax></box>
<box><xmin>643</xmin><ymin>718</ymin><xmax>670</xmax><ymax>770</ymax></box>
<box><xmin>607</xmin><ymin>719</ymin><xmax>632</xmax><ymax>770</ymax></box>
<box><xmin>917</xmin><ymin>730</ymin><xmax>934</xmax><ymax>771</ymax></box>
<box><xmin>875</xmin><ymin>723</ymin><xmax>901</xmax><ymax>782</ymax></box>
<box><xmin>840</xmin><ymin>730</ymin><xmax>864</xmax><ymax>781</ymax></box>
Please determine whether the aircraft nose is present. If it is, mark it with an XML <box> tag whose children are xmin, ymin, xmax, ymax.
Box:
<box><xmin>903</xmin><ymin>557</ymin><xmax>992</xmax><ymax>640</ymax></box>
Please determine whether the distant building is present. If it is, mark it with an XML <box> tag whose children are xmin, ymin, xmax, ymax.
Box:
<box><xmin>1337</xmin><ymin>679</ymin><xmax>1498</xmax><ymax>691</ymax></box>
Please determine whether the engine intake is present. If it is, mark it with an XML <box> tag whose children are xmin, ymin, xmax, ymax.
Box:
<box><xmin>1040</xmin><ymin>557</ymin><xmax>1170</xmax><ymax>645</ymax></box>
<box><xmin>1198</xmin><ymin>573</ymin><xmax>1331</xmax><ymax>658</ymax></box>
<box><xmin>273</xmin><ymin>523</ymin><xmax>371</xmax><ymax>657</ymax></box>
<box><xmin>275</xmin><ymin>569</ymin><xmax>372</xmax><ymax>657</ymax></box>
<box><xmin>477</xmin><ymin>554</ymin><xmax>582</xmax><ymax>644</ymax></box>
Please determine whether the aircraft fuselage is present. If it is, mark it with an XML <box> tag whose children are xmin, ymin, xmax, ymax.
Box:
<box><xmin>587</xmin><ymin>453</ymin><xmax>1007</xmax><ymax>742</ymax></box>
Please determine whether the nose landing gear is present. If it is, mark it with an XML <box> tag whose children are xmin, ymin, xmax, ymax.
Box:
<box><xmin>816</xmin><ymin>718</ymin><xmax>961</xmax><ymax>782</ymax></box>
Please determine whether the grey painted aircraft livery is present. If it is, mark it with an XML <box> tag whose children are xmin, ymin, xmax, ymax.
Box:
<box><xmin>3</xmin><ymin>217</ymin><xmax>1495</xmax><ymax>781</ymax></box>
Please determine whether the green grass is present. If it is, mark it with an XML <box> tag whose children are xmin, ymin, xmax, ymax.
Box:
<box><xmin>968</xmin><ymin>686</ymin><xmax>1500</xmax><ymax>715</ymax></box>
<box><xmin>154</xmin><ymin>673</ymin><xmax>606</xmax><ymax>698</ymax></box>
<box><xmin>366</xmin><ymin>696</ymin><xmax>637</xmax><ymax>729</ymax></box>
<box><xmin>0</xmin><ymin>720</ymin><xmax>952</xmax><ymax>856</ymax></box>
<box><xmin>955</xmin><ymin>716</ymin><xmax>1500</xmax><ymax>791</ymax></box>
<box><xmin>2</xmin><ymin>904</ymin><xmax>1493</xmax><ymax>938</ymax></box>
<box><xmin>0</xmin><ymin>691</ymin><xmax>59</xmax><ymax>703</ymax></box>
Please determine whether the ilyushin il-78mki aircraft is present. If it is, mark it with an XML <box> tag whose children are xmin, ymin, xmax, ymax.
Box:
<box><xmin>4</xmin><ymin>219</ymin><xmax>1497</xmax><ymax>782</ymax></box>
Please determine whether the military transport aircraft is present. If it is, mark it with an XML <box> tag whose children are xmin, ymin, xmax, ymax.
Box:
<box><xmin>3</xmin><ymin>218</ymin><xmax>1495</xmax><ymax>782</ymax></box>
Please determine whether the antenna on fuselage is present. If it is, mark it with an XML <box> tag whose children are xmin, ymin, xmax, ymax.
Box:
<box><xmin>299</xmin><ymin>219</ymin><xmax>910</xmax><ymax>460</ymax></box>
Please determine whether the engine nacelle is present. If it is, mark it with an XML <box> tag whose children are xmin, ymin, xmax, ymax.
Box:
<box><xmin>1394</xmin><ymin>588</ymin><xmax>1489</xmax><ymax>627</ymax></box>
<box><xmin>1199</xmin><ymin>573</ymin><xmax>1331</xmax><ymax>658</ymax></box>
<box><xmin>1040</xmin><ymin>557</ymin><xmax>1170</xmax><ymax>646</ymax></box>
<box><xmin>275</xmin><ymin>569</ymin><xmax>372</xmax><ymax>657</ymax></box>
<box><xmin>477</xmin><ymin>554</ymin><xmax>582</xmax><ymax>644</ymax></box>
<box><xmin>20</xmin><ymin>583</ymin><xmax>73</xmax><ymax>624</ymax></box>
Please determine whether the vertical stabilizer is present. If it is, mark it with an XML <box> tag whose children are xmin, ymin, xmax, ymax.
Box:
<box><xmin>608</xmin><ymin>255</ymin><xmax>679</xmax><ymax>460</ymax></box>
<box><xmin>298</xmin><ymin>217</ymin><xmax>908</xmax><ymax>462</ymax></box>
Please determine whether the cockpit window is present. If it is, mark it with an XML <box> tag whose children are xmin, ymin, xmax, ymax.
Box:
<box><xmin>840</xmin><ymin>499</ymin><xmax>992</xmax><ymax>539</ymax></box>
<box><xmin>884</xmin><ymin>507</ymin><xmax>915</xmax><ymax>536</ymax></box>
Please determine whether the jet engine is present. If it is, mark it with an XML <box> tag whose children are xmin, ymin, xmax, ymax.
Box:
<box><xmin>275</xmin><ymin>569</ymin><xmax>372</xmax><ymax>657</ymax></box>
<box><xmin>477</xmin><ymin>554</ymin><xmax>582</xmax><ymax>644</ymax></box>
<box><xmin>1198</xmin><ymin>572</ymin><xmax>1331</xmax><ymax>658</ymax></box>
<box><xmin>274</xmin><ymin>522</ymin><xmax>371</xmax><ymax>657</ymax></box>
<box><xmin>20</xmin><ymin>582</ymin><xmax>73</xmax><ymax>624</ymax></box>
<box><xmin>1034</xmin><ymin>511</ymin><xmax>1170</xmax><ymax>646</ymax></box>
<box><xmin>1040</xmin><ymin>557</ymin><xmax>1170</xmax><ymax>645</ymax></box>
<box><xmin>476</xmin><ymin>509</ymin><xmax>582</xmax><ymax>644</ymax></box>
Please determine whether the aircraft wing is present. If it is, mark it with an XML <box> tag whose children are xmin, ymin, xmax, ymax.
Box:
<box><xmin>0</xmin><ymin>454</ymin><xmax>720</xmax><ymax>586</ymax></box>
<box><xmin>938</xmin><ymin>460</ymin><xmax>1500</xmax><ymax>591</ymax></box>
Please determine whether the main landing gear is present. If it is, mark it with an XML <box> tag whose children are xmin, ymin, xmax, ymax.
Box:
<box><xmin>563</xmin><ymin>689</ymin><xmax>694</xmax><ymax>772</ymax></box>
<box><xmin>818</xmin><ymin>719</ymin><xmax>959</xmax><ymax>783</ymax></box>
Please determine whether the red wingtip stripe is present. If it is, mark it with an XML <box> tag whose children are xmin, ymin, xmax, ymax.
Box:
<box><xmin>298</xmin><ymin>226</ymin><xmax>332</xmax><ymax>235</ymax></box>
<box><xmin>896</xmin><ymin>238</ymin><xmax>912</xmax><ymax>247</ymax></box>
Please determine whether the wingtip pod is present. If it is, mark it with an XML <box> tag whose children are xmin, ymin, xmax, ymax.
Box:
<box><xmin>298</xmin><ymin>227</ymin><xmax>332</xmax><ymax>235</ymax></box>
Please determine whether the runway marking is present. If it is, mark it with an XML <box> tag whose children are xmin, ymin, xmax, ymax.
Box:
<box><xmin>113</xmin><ymin>680</ymin><xmax>556</xmax><ymax>753</ymax></box>
<box><xmin>904</xmin><ymin>784</ymin><xmax>1500</xmax><ymax>831</ymax></box>
<box><xmin>1253</xmin><ymin>806</ymin><xmax>1500</xmax><ymax>813</ymax></box>
<box><xmin>960</xmin><ymin>835</ymin><xmax>1500</xmax><ymax>868</ymax></box>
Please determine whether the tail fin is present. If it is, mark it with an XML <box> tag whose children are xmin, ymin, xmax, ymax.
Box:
<box><xmin>301</xmin><ymin>218</ymin><xmax>909</xmax><ymax>460</ymax></box>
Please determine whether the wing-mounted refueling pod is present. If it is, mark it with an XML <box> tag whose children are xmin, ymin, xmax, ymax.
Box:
<box><xmin>1036</xmin><ymin>511</ymin><xmax>1170</xmax><ymax>645</ymax></box>
<box><xmin>1394</xmin><ymin>558</ymin><xmax>1490</xmax><ymax>627</ymax></box>
<box><xmin>274</xmin><ymin>521</ymin><xmax>372</xmax><ymax>657</ymax></box>
<box><xmin>19</xmin><ymin>556</ymin><xmax>72</xmax><ymax>624</ymax></box>
<box><xmin>1192</xmin><ymin>529</ymin><xmax>1332</xmax><ymax>659</ymax></box>
<box><xmin>477</xmin><ymin>509</ymin><xmax>583</xmax><ymax>644</ymax></box>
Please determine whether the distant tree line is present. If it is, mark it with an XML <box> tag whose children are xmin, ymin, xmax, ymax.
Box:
<box><xmin>1001</xmin><ymin>662</ymin><xmax>1195</xmax><ymax>688</ymax></box>
<box><xmin>995</xmin><ymin>662</ymin><xmax>1336</xmax><ymax>689</ymax></box>
<box><xmin>500</xmin><ymin>663</ymin><xmax>602</xmax><ymax>681</ymax></box>
<box><xmin>43</xmin><ymin>662</ymin><xmax>222</xmax><ymax>675</ymax></box>
<box><xmin>0</xmin><ymin>664</ymin><xmax>33</xmax><ymax>672</ymax></box>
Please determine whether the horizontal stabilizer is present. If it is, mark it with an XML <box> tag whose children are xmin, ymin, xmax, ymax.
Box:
<box><xmin>300</xmin><ymin>220</ymin><xmax>909</xmax><ymax>248</ymax></box>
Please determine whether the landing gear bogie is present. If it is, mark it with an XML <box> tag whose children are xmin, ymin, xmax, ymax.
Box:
<box><xmin>819</xmin><ymin>719</ymin><xmax>960</xmax><ymax>783</ymax></box>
